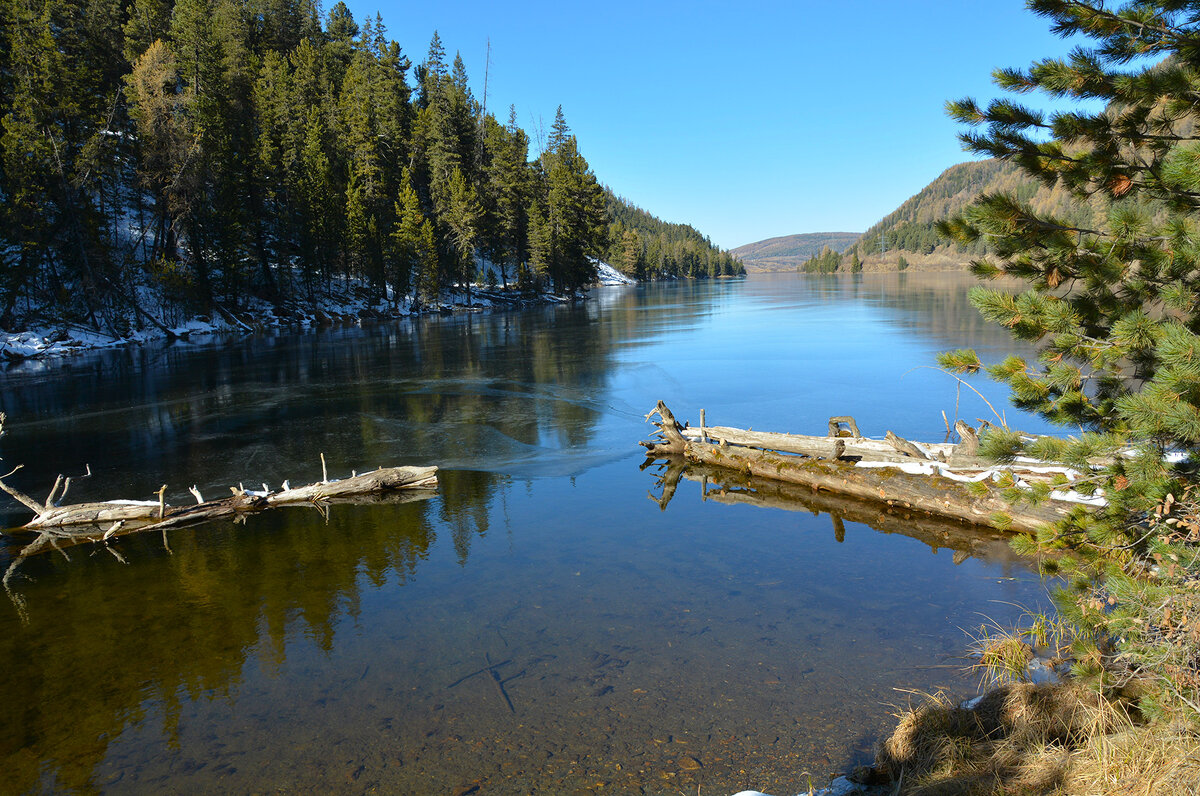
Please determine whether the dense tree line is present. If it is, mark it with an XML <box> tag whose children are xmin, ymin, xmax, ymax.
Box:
<box><xmin>603</xmin><ymin>193</ymin><xmax>744</xmax><ymax>280</ymax></box>
<box><xmin>0</xmin><ymin>0</ymin><xmax>632</xmax><ymax>332</ymax></box>
<box><xmin>799</xmin><ymin>243</ymin><xmax>865</xmax><ymax>273</ymax></box>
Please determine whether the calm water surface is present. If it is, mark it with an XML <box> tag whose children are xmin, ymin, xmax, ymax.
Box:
<box><xmin>1</xmin><ymin>273</ymin><xmax>1057</xmax><ymax>794</ymax></box>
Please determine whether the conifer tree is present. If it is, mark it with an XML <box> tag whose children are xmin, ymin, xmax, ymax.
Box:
<box><xmin>548</xmin><ymin>105</ymin><xmax>570</xmax><ymax>152</ymax></box>
<box><xmin>480</xmin><ymin>107</ymin><xmax>531</xmax><ymax>289</ymax></box>
<box><xmin>0</xmin><ymin>0</ymin><xmax>732</xmax><ymax>332</ymax></box>
<box><xmin>444</xmin><ymin>165</ymin><xmax>481</xmax><ymax>300</ymax></box>
<box><xmin>536</xmin><ymin>110</ymin><xmax>605</xmax><ymax>292</ymax></box>
<box><xmin>938</xmin><ymin>1</ymin><xmax>1200</xmax><ymax>547</ymax></box>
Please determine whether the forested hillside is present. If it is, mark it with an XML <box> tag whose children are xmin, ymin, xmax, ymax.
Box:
<box><xmin>0</xmin><ymin>0</ymin><xmax>721</xmax><ymax>337</ymax></box>
<box><xmin>800</xmin><ymin>158</ymin><xmax>1104</xmax><ymax>272</ymax></box>
<box><xmin>603</xmin><ymin>193</ymin><xmax>744</xmax><ymax>279</ymax></box>
<box><xmin>731</xmin><ymin>232</ymin><xmax>861</xmax><ymax>272</ymax></box>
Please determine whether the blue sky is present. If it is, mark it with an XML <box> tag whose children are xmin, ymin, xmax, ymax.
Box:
<box><xmin>343</xmin><ymin>1</ymin><xmax>1089</xmax><ymax>250</ymax></box>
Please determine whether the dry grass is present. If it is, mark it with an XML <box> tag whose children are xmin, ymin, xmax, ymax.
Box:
<box><xmin>862</xmin><ymin>681</ymin><xmax>1200</xmax><ymax>795</ymax></box>
<box><xmin>1060</xmin><ymin>719</ymin><xmax>1200</xmax><ymax>795</ymax></box>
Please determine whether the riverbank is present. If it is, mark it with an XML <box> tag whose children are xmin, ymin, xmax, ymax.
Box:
<box><xmin>0</xmin><ymin>263</ymin><xmax>636</xmax><ymax>367</ymax></box>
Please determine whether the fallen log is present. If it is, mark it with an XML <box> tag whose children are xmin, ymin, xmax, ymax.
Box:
<box><xmin>266</xmin><ymin>466</ymin><xmax>438</xmax><ymax>506</ymax></box>
<box><xmin>642</xmin><ymin>401</ymin><xmax>1089</xmax><ymax>535</ymax></box>
<box><xmin>10</xmin><ymin>465</ymin><xmax>440</xmax><ymax>533</ymax></box>
<box><xmin>680</xmin><ymin>424</ymin><xmax>962</xmax><ymax>464</ymax></box>
<box><xmin>3</xmin><ymin>488</ymin><xmax>439</xmax><ymax>569</ymax></box>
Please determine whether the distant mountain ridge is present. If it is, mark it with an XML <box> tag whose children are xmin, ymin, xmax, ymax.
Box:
<box><xmin>731</xmin><ymin>232</ymin><xmax>862</xmax><ymax>272</ymax></box>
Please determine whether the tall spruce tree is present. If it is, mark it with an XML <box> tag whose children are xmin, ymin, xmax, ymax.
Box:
<box><xmin>535</xmin><ymin>108</ymin><xmax>605</xmax><ymax>292</ymax></box>
<box><xmin>479</xmin><ymin>107</ymin><xmax>530</xmax><ymax>289</ymax></box>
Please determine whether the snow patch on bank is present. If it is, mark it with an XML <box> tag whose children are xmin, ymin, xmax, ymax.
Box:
<box><xmin>594</xmin><ymin>260</ymin><xmax>636</xmax><ymax>286</ymax></box>
<box><xmin>854</xmin><ymin>458</ymin><xmax>1108</xmax><ymax>506</ymax></box>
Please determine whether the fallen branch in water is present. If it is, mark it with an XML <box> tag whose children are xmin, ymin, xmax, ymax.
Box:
<box><xmin>0</xmin><ymin>415</ymin><xmax>438</xmax><ymax>539</ymax></box>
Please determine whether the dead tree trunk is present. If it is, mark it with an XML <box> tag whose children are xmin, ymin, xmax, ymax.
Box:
<box><xmin>641</xmin><ymin>401</ymin><xmax>1080</xmax><ymax>535</ymax></box>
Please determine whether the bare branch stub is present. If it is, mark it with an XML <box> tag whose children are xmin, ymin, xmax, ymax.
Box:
<box><xmin>828</xmin><ymin>416</ymin><xmax>861</xmax><ymax>438</ymax></box>
<box><xmin>0</xmin><ymin>467</ymin><xmax>45</xmax><ymax>517</ymax></box>
<box><xmin>955</xmin><ymin>420</ymin><xmax>980</xmax><ymax>456</ymax></box>
<box><xmin>886</xmin><ymin>431</ymin><xmax>930</xmax><ymax>460</ymax></box>
<box><xmin>44</xmin><ymin>475</ymin><xmax>64</xmax><ymax>509</ymax></box>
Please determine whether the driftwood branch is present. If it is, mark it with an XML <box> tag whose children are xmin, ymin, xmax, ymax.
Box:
<box><xmin>3</xmin><ymin>457</ymin><xmax>438</xmax><ymax>538</ymax></box>
<box><xmin>0</xmin><ymin>413</ymin><xmax>441</xmax><ymax>539</ymax></box>
<box><xmin>44</xmin><ymin>475</ymin><xmax>65</xmax><ymax>509</ymax></box>
<box><xmin>0</xmin><ymin>464</ymin><xmax>44</xmax><ymax>516</ymax></box>
<box><xmin>828</xmin><ymin>416</ymin><xmax>861</xmax><ymax>438</ymax></box>
<box><xmin>886</xmin><ymin>431</ymin><xmax>930</xmax><ymax>460</ymax></box>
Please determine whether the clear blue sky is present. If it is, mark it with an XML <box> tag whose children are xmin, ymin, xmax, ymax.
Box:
<box><xmin>342</xmin><ymin>0</ymin><xmax>1086</xmax><ymax>250</ymax></box>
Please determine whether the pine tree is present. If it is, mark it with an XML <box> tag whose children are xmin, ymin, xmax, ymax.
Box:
<box><xmin>480</xmin><ymin>107</ymin><xmax>531</xmax><ymax>289</ymax></box>
<box><xmin>618</xmin><ymin>228</ymin><xmax>643</xmax><ymax>276</ymax></box>
<box><xmin>938</xmin><ymin>1</ymin><xmax>1200</xmax><ymax>546</ymax></box>
<box><xmin>536</xmin><ymin>110</ymin><xmax>605</xmax><ymax>292</ymax></box>
<box><xmin>548</xmin><ymin>104</ymin><xmax>570</xmax><ymax>152</ymax></box>
<box><xmin>444</xmin><ymin>165</ymin><xmax>481</xmax><ymax>300</ymax></box>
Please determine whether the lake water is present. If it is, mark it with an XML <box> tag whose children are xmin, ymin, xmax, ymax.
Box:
<box><xmin>0</xmin><ymin>273</ymin><xmax>1058</xmax><ymax>795</ymax></box>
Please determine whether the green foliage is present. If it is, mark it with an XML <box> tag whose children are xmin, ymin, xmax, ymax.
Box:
<box><xmin>799</xmin><ymin>246</ymin><xmax>842</xmax><ymax>273</ymax></box>
<box><xmin>947</xmin><ymin>0</ymin><xmax>1200</xmax><ymax>719</ymax></box>
<box><xmin>979</xmin><ymin>428</ymin><xmax>1024</xmax><ymax>464</ymax></box>
<box><xmin>603</xmin><ymin>193</ymin><xmax>744</xmax><ymax>280</ymax></box>
<box><xmin>937</xmin><ymin>348</ymin><xmax>983</xmax><ymax>374</ymax></box>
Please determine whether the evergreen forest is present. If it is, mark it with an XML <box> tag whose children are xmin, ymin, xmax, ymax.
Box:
<box><xmin>603</xmin><ymin>193</ymin><xmax>744</xmax><ymax>280</ymax></box>
<box><xmin>0</xmin><ymin>0</ymin><xmax>740</xmax><ymax>335</ymax></box>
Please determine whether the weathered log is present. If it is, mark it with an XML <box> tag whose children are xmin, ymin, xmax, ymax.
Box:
<box><xmin>266</xmin><ymin>466</ymin><xmax>438</xmax><ymax>505</ymax></box>
<box><xmin>678</xmin><ymin>424</ymin><xmax>957</xmax><ymax>463</ymax></box>
<box><xmin>643</xmin><ymin>401</ymin><xmax>1081</xmax><ymax>535</ymax></box>
<box><xmin>675</xmin><ymin>412</ymin><xmax>1080</xmax><ymax>474</ymax></box>
<box><xmin>4</xmin><ymin>489</ymin><xmax>440</xmax><ymax>564</ymax></box>
<box><xmin>26</xmin><ymin>500</ymin><xmax>165</xmax><ymax>529</ymax></box>
<box><xmin>6</xmin><ymin>463</ymin><xmax>440</xmax><ymax>533</ymax></box>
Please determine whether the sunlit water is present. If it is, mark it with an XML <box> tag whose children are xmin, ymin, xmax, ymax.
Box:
<box><xmin>0</xmin><ymin>273</ymin><xmax>1059</xmax><ymax>794</ymax></box>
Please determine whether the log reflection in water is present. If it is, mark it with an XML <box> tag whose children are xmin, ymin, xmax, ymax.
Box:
<box><xmin>1</xmin><ymin>488</ymin><xmax>439</xmax><ymax>621</ymax></box>
<box><xmin>644</xmin><ymin>457</ymin><xmax>1028</xmax><ymax>564</ymax></box>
